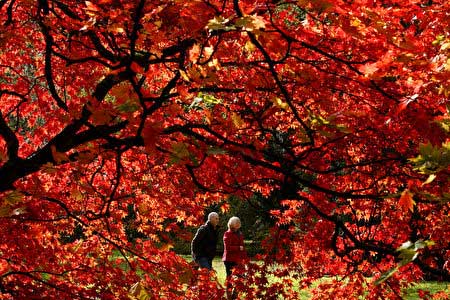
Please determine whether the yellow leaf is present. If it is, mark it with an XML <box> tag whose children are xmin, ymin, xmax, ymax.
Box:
<box><xmin>235</xmin><ymin>15</ymin><xmax>265</xmax><ymax>31</ymax></box>
<box><xmin>244</xmin><ymin>40</ymin><xmax>256</xmax><ymax>53</ymax></box>
<box><xmin>444</xmin><ymin>58</ymin><xmax>450</xmax><ymax>71</ymax></box>
<box><xmin>207</xmin><ymin>16</ymin><xmax>233</xmax><ymax>31</ymax></box>
<box><xmin>272</xmin><ymin>97</ymin><xmax>289</xmax><ymax>110</ymax></box>
<box><xmin>350</xmin><ymin>17</ymin><xmax>362</xmax><ymax>27</ymax></box>
<box><xmin>421</xmin><ymin>174</ymin><xmax>436</xmax><ymax>186</ymax></box>
<box><xmin>107</xmin><ymin>23</ymin><xmax>125</xmax><ymax>33</ymax></box>
<box><xmin>207</xmin><ymin>58</ymin><xmax>221</xmax><ymax>70</ymax></box>
<box><xmin>359</xmin><ymin>62</ymin><xmax>379</xmax><ymax>76</ymax></box>
<box><xmin>70</xmin><ymin>188</ymin><xmax>84</xmax><ymax>201</ymax></box>
<box><xmin>84</xmin><ymin>1</ymin><xmax>100</xmax><ymax>17</ymax></box>
<box><xmin>178</xmin><ymin>267</ymin><xmax>194</xmax><ymax>284</ymax></box>
<box><xmin>220</xmin><ymin>203</ymin><xmax>230</xmax><ymax>213</ymax></box>
<box><xmin>160</xmin><ymin>243</ymin><xmax>174</xmax><ymax>251</ymax></box>
<box><xmin>128</xmin><ymin>281</ymin><xmax>151</xmax><ymax>300</ymax></box>
<box><xmin>179</xmin><ymin>70</ymin><xmax>190</xmax><ymax>82</ymax></box>
<box><xmin>440</xmin><ymin>42</ymin><xmax>450</xmax><ymax>51</ymax></box>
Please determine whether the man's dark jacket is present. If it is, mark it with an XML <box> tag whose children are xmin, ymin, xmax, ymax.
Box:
<box><xmin>191</xmin><ymin>221</ymin><xmax>218</xmax><ymax>260</ymax></box>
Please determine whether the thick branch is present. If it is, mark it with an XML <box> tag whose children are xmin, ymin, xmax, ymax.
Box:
<box><xmin>0</xmin><ymin>111</ymin><xmax>19</xmax><ymax>161</ymax></box>
<box><xmin>3</xmin><ymin>0</ymin><xmax>14</xmax><ymax>26</ymax></box>
<box><xmin>87</xmin><ymin>32</ymin><xmax>117</xmax><ymax>62</ymax></box>
<box><xmin>53</xmin><ymin>0</ymin><xmax>83</xmax><ymax>20</ymax></box>
<box><xmin>40</xmin><ymin>20</ymin><xmax>69</xmax><ymax>111</ymax></box>
<box><xmin>0</xmin><ymin>120</ymin><xmax>127</xmax><ymax>192</ymax></box>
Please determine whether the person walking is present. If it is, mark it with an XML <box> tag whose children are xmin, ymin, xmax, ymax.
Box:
<box><xmin>222</xmin><ymin>216</ymin><xmax>246</xmax><ymax>299</ymax></box>
<box><xmin>191</xmin><ymin>212</ymin><xmax>220</xmax><ymax>270</ymax></box>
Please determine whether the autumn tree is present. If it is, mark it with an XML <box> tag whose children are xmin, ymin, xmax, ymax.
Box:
<box><xmin>0</xmin><ymin>0</ymin><xmax>449</xmax><ymax>299</ymax></box>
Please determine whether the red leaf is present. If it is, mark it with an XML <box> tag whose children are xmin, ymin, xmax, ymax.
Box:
<box><xmin>399</xmin><ymin>190</ymin><xmax>415</xmax><ymax>212</ymax></box>
<box><xmin>130</xmin><ymin>61</ymin><xmax>144</xmax><ymax>74</ymax></box>
<box><xmin>142</xmin><ymin>123</ymin><xmax>162</xmax><ymax>154</ymax></box>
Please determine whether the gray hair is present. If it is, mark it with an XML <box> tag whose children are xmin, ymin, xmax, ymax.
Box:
<box><xmin>208</xmin><ymin>212</ymin><xmax>219</xmax><ymax>221</ymax></box>
<box><xmin>227</xmin><ymin>216</ymin><xmax>241</xmax><ymax>229</ymax></box>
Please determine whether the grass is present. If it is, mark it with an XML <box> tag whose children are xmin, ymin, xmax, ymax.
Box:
<box><xmin>211</xmin><ymin>257</ymin><xmax>227</xmax><ymax>284</ymax></box>
<box><xmin>185</xmin><ymin>256</ymin><xmax>449</xmax><ymax>299</ymax></box>
<box><xmin>403</xmin><ymin>281</ymin><xmax>450</xmax><ymax>300</ymax></box>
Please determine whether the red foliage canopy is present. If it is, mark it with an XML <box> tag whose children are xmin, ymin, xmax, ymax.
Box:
<box><xmin>0</xmin><ymin>0</ymin><xmax>449</xmax><ymax>299</ymax></box>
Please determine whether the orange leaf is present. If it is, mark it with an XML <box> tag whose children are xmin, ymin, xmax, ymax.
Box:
<box><xmin>231</xmin><ymin>112</ymin><xmax>245</xmax><ymax>129</ymax></box>
<box><xmin>399</xmin><ymin>190</ymin><xmax>415</xmax><ymax>212</ymax></box>
<box><xmin>84</xmin><ymin>1</ymin><xmax>100</xmax><ymax>17</ymax></box>
<box><xmin>220</xmin><ymin>203</ymin><xmax>230</xmax><ymax>213</ymax></box>
<box><xmin>84</xmin><ymin>1</ymin><xmax>99</xmax><ymax>11</ymax></box>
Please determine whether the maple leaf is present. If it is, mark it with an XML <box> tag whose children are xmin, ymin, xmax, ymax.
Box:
<box><xmin>399</xmin><ymin>190</ymin><xmax>415</xmax><ymax>212</ymax></box>
<box><xmin>271</xmin><ymin>97</ymin><xmax>289</xmax><ymax>110</ymax></box>
<box><xmin>84</xmin><ymin>1</ymin><xmax>100</xmax><ymax>17</ymax></box>
<box><xmin>235</xmin><ymin>15</ymin><xmax>266</xmax><ymax>31</ymax></box>
<box><xmin>231</xmin><ymin>112</ymin><xmax>245</xmax><ymax>129</ymax></box>
<box><xmin>358</xmin><ymin>62</ymin><xmax>379</xmax><ymax>76</ymax></box>
<box><xmin>142</xmin><ymin>123</ymin><xmax>162</xmax><ymax>155</ymax></box>
<box><xmin>170</xmin><ymin>142</ymin><xmax>190</xmax><ymax>163</ymax></box>
<box><xmin>1</xmin><ymin>1</ymin><xmax>450</xmax><ymax>298</ymax></box>
<box><xmin>207</xmin><ymin>16</ymin><xmax>234</xmax><ymax>31</ymax></box>
<box><xmin>3</xmin><ymin>190</ymin><xmax>24</xmax><ymax>205</ymax></box>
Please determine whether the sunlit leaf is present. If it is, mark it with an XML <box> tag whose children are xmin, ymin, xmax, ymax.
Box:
<box><xmin>421</xmin><ymin>174</ymin><xmax>436</xmax><ymax>186</ymax></box>
<box><xmin>399</xmin><ymin>190</ymin><xmax>415</xmax><ymax>212</ymax></box>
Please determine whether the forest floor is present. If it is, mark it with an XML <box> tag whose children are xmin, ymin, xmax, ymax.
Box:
<box><xmin>188</xmin><ymin>256</ymin><xmax>450</xmax><ymax>299</ymax></box>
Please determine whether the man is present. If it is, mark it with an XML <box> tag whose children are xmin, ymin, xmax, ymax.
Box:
<box><xmin>191</xmin><ymin>212</ymin><xmax>219</xmax><ymax>270</ymax></box>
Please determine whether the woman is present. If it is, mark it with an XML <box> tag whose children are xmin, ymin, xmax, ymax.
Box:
<box><xmin>222</xmin><ymin>216</ymin><xmax>246</xmax><ymax>299</ymax></box>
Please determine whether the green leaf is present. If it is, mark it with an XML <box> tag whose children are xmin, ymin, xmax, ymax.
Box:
<box><xmin>376</xmin><ymin>239</ymin><xmax>435</xmax><ymax>285</ymax></box>
<box><xmin>374</xmin><ymin>265</ymin><xmax>399</xmax><ymax>285</ymax></box>
<box><xmin>409</xmin><ymin>142</ymin><xmax>450</xmax><ymax>174</ymax></box>
<box><xmin>4</xmin><ymin>190</ymin><xmax>24</xmax><ymax>205</ymax></box>
<box><xmin>396</xmin><ymin>239</ymin><xmax>435</xmax><ymax>266</ymax></box>
<box><xmin>189</xmin><ymin>92</ymin><xmax>222</xmax><ymax>110</ymax></box>
<box><xmin>414</xmin><ymin>239</ymin><xmax>435</xmax><ymax>250</ymax></box>
<box><xmin>117</xmin><ymin>99</ymin><xmax>140</xmax><ymax>113</ymax></box>
<box><xmin>398</xmin><ymin>248</ymin><xmax>418</xmax><ymax>266</ymax></box>
<box><xmin>0</xmin><ymin>206</ymin><xmax>11</xmax><ymax>217</ymax></box>
<box><xmin>206</xmin><ymin>147</ymin><xmax>228</xmax><ymax>155</ymax></box>
<box><xmin>170</xmin><ymin>142</ymin><xmax>190</xmax><ymax>164</ymax></box>
<box><xmin>434</xmin><ymin>118</ymin><xmax>450</xmax><ymax>132</ymax></box>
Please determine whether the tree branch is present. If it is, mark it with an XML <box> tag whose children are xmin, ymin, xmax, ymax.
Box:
<box><xmin>39</xmin><ymin>19</ymin><xmax>69</xmax><ymax>111</ymax></box>
<box><xmin>0</xmin><ymin>111</ymin><xmax>19</xmax><ymax>161</ymax></box>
